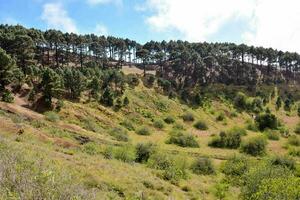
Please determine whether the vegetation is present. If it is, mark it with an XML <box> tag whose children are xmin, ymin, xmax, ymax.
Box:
<box><xmin>193</xmin><ymin>120</ymin><xmax>208</xmax><ymax>130</ymax></box>
<box><xmin>240</xmin><ymin>136</ymin><xmax>267</xmax><ymax>156</ymax></box>
<box><xmin>190</xmin><ymin>157</ymin><xmax>215</xmax><ymax>175</ymax></box>
<box><xmin>0</xmin><ymin>24</ymin><xmax>299</xmax><ymax>199</ymax></box>
<box><xmin>166</xmin><ymin>131</ymin><xmax>199</xmax><ymax>148</ymax></box>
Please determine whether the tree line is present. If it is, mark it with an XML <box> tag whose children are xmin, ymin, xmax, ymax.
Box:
<box><xmin>0</xmin><ymin>24</ymin><xmax>300</xmax><ymax>108</ymax></box>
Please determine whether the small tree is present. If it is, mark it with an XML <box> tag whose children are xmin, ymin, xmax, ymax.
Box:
<box><xmin>100</xmin><ymin>87</ymin><xmax>114</xmax><ymax>106</ymax></box>
<box><xmin>234</xmin><ymin>92</ymin><xmax>247</xmax><ymax>110</ymax></box>
<box><xmin>240</xmin><ymin>136</ymin><xmax>267</xmax><ymax>156</ymax></box>
<box><xmin>41</xmin><ymin>68</ymin><xmax>62</xmax><ymax>107</ymax></box>
<box><xmin>275</xmin><ymin>96</ymin><xmax>282</xmax><ymax>110</ymax></box>
<box><xmin>255</xmin><ymin>112</ymin><xmax>278</xmax><ymax>131</ymax></box>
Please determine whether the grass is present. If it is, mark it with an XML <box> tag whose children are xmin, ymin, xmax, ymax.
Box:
<box><xmin>0</xmin><ymin>83</ymin><xmax>299</xmax><ymax>199</ymax></box>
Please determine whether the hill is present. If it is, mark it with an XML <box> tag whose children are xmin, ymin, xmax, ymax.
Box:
<box><xmin>0</xmin><ymin>24</ymin><xmax>300</xmax><ymax>199</ymax></box>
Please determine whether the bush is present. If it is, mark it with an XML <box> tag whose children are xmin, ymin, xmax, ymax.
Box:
<box><xmin>1</xmin><ymin>90</ymin><xmax>14</xmax><ymax>103</ymax></box>
<box><xmin>222</xmin><ymin>156</ymin><xmax>249</xmax><ymax>178</ymax></box>
<box><xmin>228</xmin><ymin>126</ymin><xmax>247</xmax><ymax>136</ymax></box>
<box><xmin>136</xmin><ymin>126</ymin><xmax>151</xmax><ymax>136</ymax></box>
<box><xmin>289</xmin><ymin>148</ymin><xmax>300</xmax><ymax>157</ymax></box>
<box><xmin>234</xmin><ymin>92</ymin><xmax>247</xmax><ymax>110</ymax></box>
<box><xmin>173</xmin><ymin>123</ymin><xmax>185</xmax><ymax>130</ymax></box>
<box><xmin>209</xmin><ymin>130</ymin><xmax>241</xmax><ymax>149</ymax></box>
<box><xmin>190</xmin><ymin>157</ymin><xmax>215</xmax><ymax>175</ymax></box>
<box><xmin>240</xmin><ymin>136</ymin><xmax>267</xmax><ymax>156</ymax></box>
<box><xmin>270</xmin><ymin>156</ymin><xmax>296</xmax><ymax>170</ymax></box>
<box><xmin>216</xmin><ymin>112</ymin><xmax>225</xmax><ymax>121</ymax></box>
<box><xmin>294</xmin><ymin>123</ymin><xmax>300</xmax><ymax>134</ymax></box>
<box><xmin>147</xmin><ymin>152</ymin><xmax>173</xmax><ymax>170</ymax></box>
<box><xmin>164</xmin><ymin>116</ymin><xmax>175</xmax><ymax>124</ymax></box>
<box><xmin>288</xmin><ymin>135</ymin><xmax>300</xmax><ymax>146</ymax></box>
<box><xmin>265</xmin><ymin>130</ymin><xmax>280</xmax><ymax>140</ymax></box>
<box><xmin>245</xmin><ymin>119</ymin><xmax>258</xmax><ymax>132</ymax></box>
<box><xmin>166</xmin><ymin>132</ymin><xmax>199</xmax><ymax>148</ymax></box>
<box><xmin>109</xmin><ymin>127</ymin><xmax>129</xmax><ymax>142</ymax></box>
<box><xmin>162</xmin><ymin>155</ymin><xmax>188</xmax><ymax>183</ymax></box>
<box><xmin>153</xmin><ymin>119</ymin><xmax>164</xmax><ymax>129</ymax></box>
<box><xmin>44</xmin><ymin>111</ymin><xmax>60</xmax><ymax>122</ymax></box>
<box><xmin>241</xmin><ymin>163</ymin><xmax>299</xmax><ymax>200</ymax></box>
<box><xmin>120</xmin><ymin>120</ymin><xmax>135</xmax><ymax>131</ymax></box>
<box><xmin>182</xmin><ymin>113</ymin><xmax>194</xmax><ymax>122</ymax></box>
<box><xmin>255</xmin><ymin>112</ymin><xmax>278</xmax><ymax>131</ymax></box>
<box><xmin>114</xmin><ymin>145</ymin><xmax>136</xmax><ymax>163</ymax></box>
<box><xmin>193</xmin><ymin>120</ymin><xmax>208</xmax><ymax>130</ymax></box>
<box><xmin>135</xmin><ymin>142</ymin><xmax>157</xmax><ymax>163</ymax></box>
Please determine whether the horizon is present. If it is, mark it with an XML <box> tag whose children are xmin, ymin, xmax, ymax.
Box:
<box><xmin>0</xmin><ymin>0</ymin><xmax>299</xmax><ymax>53</ymax></box>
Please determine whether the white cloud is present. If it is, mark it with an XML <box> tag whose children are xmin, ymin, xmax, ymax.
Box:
<box><xmin>142</xmin><ymin>0</ymin><xmax>300</xmax><ymax>53</ymax></box>
<box><xmin>143</xmin><ymin>0</ymin><xmax>255</xmax><ymax>42</ymax></box>
<box><xmin>243</xmin><ymin>0</ymin><xmax>300</xmax><ymax>53</ymax></box>
<box><xmin>41</xmin><ymin>2</ymin><xmax>77</xmax><ymax>33</ymax></box>
<box><xmin>87</xmin><ymin>0</ymin><xmax>122</xmax><ymax>6</ymax></box>
<box><xmin>94</xmin><ymin>24</ymin><xmax>108</xmax><ymax>36</ymax></box>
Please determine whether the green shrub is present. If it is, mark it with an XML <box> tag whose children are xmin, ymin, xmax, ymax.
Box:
<box><xmin>114</xmin><ymin>145</ymin><xmax>136</xmax><ymax>163</ymax></box>
<box><xmin>209</xmin><ymin>130</ymin><xmax>241</xmax><ymax>149</ymax></box>
<box><xmin>222</xmin><ymin>156</ymin><xmax>249</xmax><ymax>178</ymax></box>
<box><xmin>234</xmin><ymin>92</ymin><xmax>247</xmax><ymax>110</ymax></box>
<box><xmin>270</xmin><ymin>156</ymin><xmax>296</xmax><ymax>170</ymax></box>
<box><xmin>288</xmin><ymin>135</ymin><xmax>300</xmax><ymax>146</ymax></box>
<box><xmin>193</xmin><ymin>120</ymin><xmax>208</xmax><ymax>130</ymax></box>
<box><xmin>241</xmin><ymin>163</ymin><xmax>299</xmax><ymax>200</ymax></box>
<box><xmin>153</xmin><ymin>119</ymin><xmax>164</xmax><ymax>129</ymax></box>
<box><xmin>216</xmin><ymin>112</ymin><xmax>225</xmax><ymax>121</ymax></box>
<box><xmin>288</xmin><ymin>148</ymin><xmax>300</xmax><ymax>157</ymax></box>
<box><xmin>173</xmin><ymin>123</ymin><xmax>185</xmax><ymax>130</ymax></box>
<box><xmin>294</xmin><ymin>123</ymin><xmax>300</xmax><ymax>134</ymax></box>
<box><xmin>228</xmin><ymin>126</ymin><xmax>247</xmax><ymax>136</ymax></box>
<box><xmin>265</xmin><ymin>130</ymin><xmax>280</xmax><ymax>140</ymax></box>
<box><xmin>109</xmin><ymin>127</ymin><xmax>129</xmax><ymax>142</ymax></box>
<box><xmin>120</xmin><ymin>120</ymin><xmax>135</xmax><ymax>131</ymax></box>
<box><xmin>166</xmin><ymin>132</ymin><xmax>199</xmax><ymax>148</ymax></box>
<box><xmin>164</xmin><ymin>116</ymin><xmax>175</xmax><ymax>124</ymax></box>
<box><xmin>240</xmin><ymin>136</ymin><xmax>267</xmax><ymax>156</ymax></box>
<box><xmin>1</xmin><ymin>90</ymin><xmax>14</xmax><ymax>103</ymax></box>
<box><xmin>213</xmin><ymin>182</ymin><xmax>229</xmax><ymax>200</ymax></box>
<box><xmin>255</xmin><ymin>112</ymin><xmax>278</xmax><ymax>131</ymax></box>
<box><xmin>44</xmin><ymin>111</ymin><xmax>60</xmax><ymax>122</ymax></box>
<box><xmin>245</xmin><ymin>119</ymin><xmax>258</xmax><ymax>132</ymax></box>
<box><xmin>136</xmin><ymin>126</ymin><xmax>151</xmax><ymax>136</ymax></box>
<box><xmin>279</xmin><ymin>126</ymin><xmax>290</xmax><ymax>138</ymax></box>
<box><xmin>162</xmin><ymin>155</ymin><xmax>189</xmax><ymax>183</ymax></box>
<box><xmin>148</xmin><ymin>152</ymin><xmax>173</xmax><ymax>170</ymax></box>
<box><xmin>182</xmin><ymin>113</ymin><xmax>194</xmax><ymax>122</ymax></box>
<box><xmin>135</xmin><ymin>142</ymin><xmax>157</xmax><ymax>163</ymax></box>
<box><xmin>191</xmin><ymin>157</ymin><xmax>215</xmax><ymax>175</ymax></box>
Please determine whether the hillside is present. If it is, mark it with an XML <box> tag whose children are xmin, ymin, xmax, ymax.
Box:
<box><xmin>0</xmin><ymin>24</ymin><xmax>300</xmax><ymax>199</ymax></box>
<box><xmin>0</xmin><ymin>74</ymin><xmax>299</xmax><ymax>199</ymax></box>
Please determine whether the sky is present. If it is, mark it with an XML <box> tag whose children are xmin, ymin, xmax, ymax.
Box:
<box><xmin>0</xmin><ymin>0</ymin><xmax>300</xmax><ymax>53</ymax></box>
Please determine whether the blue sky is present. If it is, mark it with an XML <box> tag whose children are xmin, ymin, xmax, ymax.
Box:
<box><xmin>0</xmin><ymin>0</ymin><xmax>300</xmax><ymax>53</ymax></box>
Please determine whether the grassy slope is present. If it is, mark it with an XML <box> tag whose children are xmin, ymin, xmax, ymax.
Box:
<box><xmin>0</xmin><ymin>83</ymin><xmax>299</xmax><ymax>199</ymax></box>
